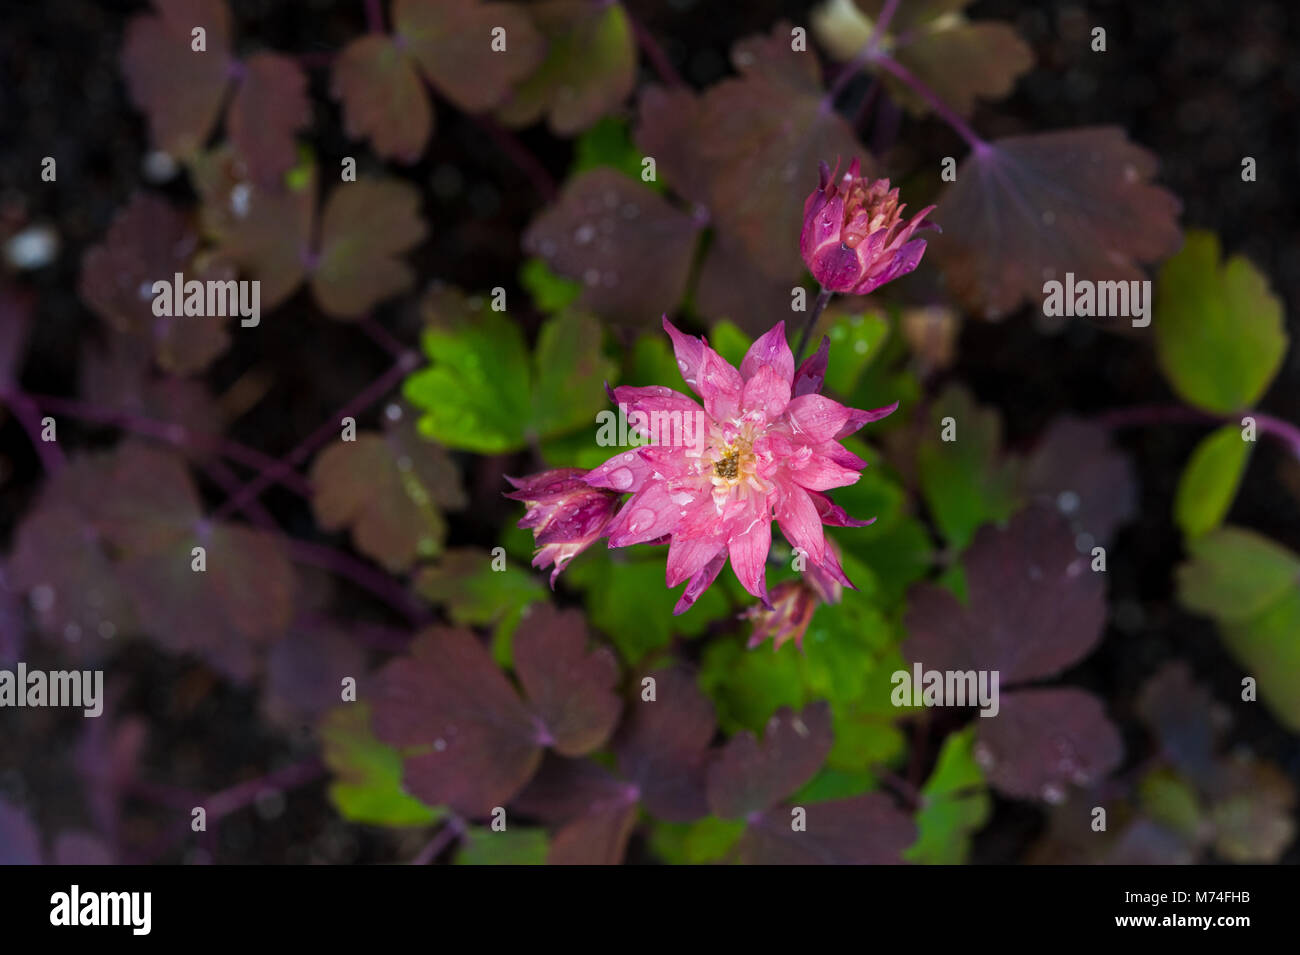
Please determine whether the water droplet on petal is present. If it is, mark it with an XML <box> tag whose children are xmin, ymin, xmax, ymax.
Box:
<box><xmin>627</xmin><ymin>508</ymin><xmax>657</xmax><ymax>533</ymax></box>
<box><xmin>608</xmin><ymin>467</ymin><xmax>634</xmax><ymax>490</ymax></box>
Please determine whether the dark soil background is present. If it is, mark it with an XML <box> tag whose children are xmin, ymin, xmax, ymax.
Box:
<box><xmin>1</xmin><ymin>0</ymin><xmax>1297</xmax><ymax>863</ymax></box>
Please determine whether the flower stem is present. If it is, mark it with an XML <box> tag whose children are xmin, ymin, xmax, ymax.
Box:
<box><xmin>18</xmin><ymin>391</ymin><xmax>312</xmax><ymax>497</ymax></box>
<box><xmin>820</xmin><ymin>0</ymin><xmax>900</xmax><ymax>112</ymax></box>
<box><xmin>211</xmin><ymin>353</ymin><xmax>418</xmax><ymax>522</ymax></box>
<box><xmin>411</xmin><ymin>815</ymin><xmax>466</xmax><ymax>865</ymax></box>
<box><xmin>629</xmin><ymin>12</ymin><xmax>684</xmax><ymax>88</ymax></box>
<box><xmin>795</xmin><ymin>288</ymin><xmax>834</xmax><ymax>362</ymax></box>
<box><xmin>869</xmin><ymin>54</ymin><xmax>989</xmax><ymax>153</ymax></box>
<box><xmin>4</xmin><ymin>392</ymin><xmax>65</xmax><ymax>473</ymax></box>
<box><xmin>1096</xmin><ymin>403</ymin><xmax>1300</xmax><ymax>462</ymax></box>
<box><xmin>286</xmin><ymin>538</ymin><xmax>429</xmax><ymax>626</ymax></box>
<box><xmin>471</xmin><ymin>115</ymin><xmax>558</xmax><ymax>202</ymax></box>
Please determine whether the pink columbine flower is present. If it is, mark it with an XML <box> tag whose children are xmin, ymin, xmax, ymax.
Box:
<box><xmin>583</xmin><ymin>318</ymin><xmax>895</xmax><ymax>613</ymax></box>
<box><xmin>504</xmin><ymin>469</ymin><xmax>620</xmax><ymax>586</ymax></box>
<box><xmin>800</xmin><ymin>158</ymin><xmax>935</xmax><ymax>296</ymax></box>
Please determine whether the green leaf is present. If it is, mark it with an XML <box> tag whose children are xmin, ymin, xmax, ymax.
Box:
<box><xmin>531</xmin><ymin>310</ymin><xmax>617</xmax><ymax>439</ymax></box>
<box><xmin>571</xmin><ymin>116</ymin><xmax>661</xmax><ymax>190</ymax></box>
<box><xmin>455</xmin><ymin>827</ymin><xmax>549</xmax><ymax>865</ymax></box>
<box><xmin>791</xmin><ymin>767</ymin><xmax>879</xmax><ymax>804</ymax></box>
<box><xmin>700</xmin><ymin>637</ymin><xmax>807</xmax><ymax>734</ymax></box>
<box><xmin>1138</xmin><ymin>769</ymin><xmax>1203</xmax><ymax>839</ymax></box>
<box><xmin>709</xmin><ymin>319</ymin><xmax>751</xmax><ymax>370</ymax></box>
<box><xmin>905</xmin><ymin>726</ymin><xmax>991</xmax><ymax>864</ymax></box>
<box><xmin>319</xmin><ymin>704</ymin><xmax>443</xmax><ymax>827</ymax></box>
<box><xmin>629</xmin><ymin>334</ymin><xmax>684</xmax><ymax>390</ymax></box>
<box><xmin>1154</xmin><ymin>230</ymin><xmax>1287</xmax><ymax>413</ymax></box>
<box><xmin>824</xmin><ymin>310</ymin><xmax>889</xmax><ymax>396</ymax></box>
<box><xmin>917</xmin><ymin>384</ymin><xmax>1019</xmax><ymax>549</ymax></box>
<box><xmin>1177</xmin><ymin>526</ymin><xmax>1300</xmax><ymax>623</ymax></box>
<box><xmin>405</xmin><ymin>292</ymin><xmax>614</xmax><ymax>452</ymax></box>
<box><xmin>566</xmin><ymin>547</ymin><xmax>728</xmax><ymax>663</ymax></box>
<box><xmin>1219</xmin><ymin>587</ymin><xmax>1300</xmax><ymax>732</ymax></box>
<box><xmin>1174</xmin><ymin>425</ymin><xmax>1252</xmax><ymax>540</ymax></box>
<box><xmin>649</xmin><ymin>817</ymin><xmax>746</xmax><ymax>864</ymax></box>
<box><xmin>519</xmin><ymin>257</ymin><xmax>581</xmax><ymax>313</ymax></box>
<box><xmin>413</xmin><ymin>549</ymin><xmax>547</xmax><ymax>666</ymax></box>
<box><xmin>406</xmin><ymin>305</ymin><xmax>531</xmax><ymax>453</ymax></box>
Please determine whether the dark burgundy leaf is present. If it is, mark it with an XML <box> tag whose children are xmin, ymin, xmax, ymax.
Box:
<box><xmin>1135</xmin><ymin>661</ymin><xmax>1225</xmax><ymax>788</ymax></box>
<box><xmin>511</xmin><ymin>757</ymin><xmax>638</xmax><ymax>864</ymax></box>
<box><xmin>615</xmin><ymin>667</ymin><xmax>715</xmax><ymax>821</ymax></box>
<box><xmin>227</xmin><ymin>52</ymin><xmax>311</xmax><ymax>186</ymax></box>
<box><xmin>121</xmin><ymin>0</ymin><xmax>233</xmax><ymax>158</ymax></box>
<box><xmin>513</xmin><ymin>603</ymin><xmax>621</xmax><ymax>756</ymax></box>
<box><xmin>696</xmin><ymin>22</ymin><xmax>868</xmax><ymax>277</ymax></box>
<box><xmin>1018</xmin><ymin>416</ymin><xmax>1137</xmax><ymax>548</ymax></box>
<box><xmin>372</xmin><ymin>627</ymin><xmax>541</xmax><ymax>815</ymax></box>
<box><xmin>79</xmin><ymin>193</ymin><xmax>231</xmax><ymax>375</ymax></box>
<box><xmin>738</xmin><ymin>794</ymin><xmax>915</xmax><ymax>865</ymax></box>
<box><xmin>930</xmin><ymin>128</ymin><xmax>1182</xmax><ymax>318</ymax></box>
<box><xmin>331</xmin><ymin>34</ymin><xmax>431</xmax><ymax>163</ymax></box>
<box><xmin>523</xmin><ymin>168</ymin><xmax>700</xmax><ymax>325</ymax></box>
<box><xmin>395</xmin><ymin>0</ymin><xmax>544</xmax><ymax>114</ymax></box>
<box><xmin>902</xmin><ymin>506</ymin><xmax>1106</xmax><ymax>685</ymax></box>
<box><xmin>0</xmin><ymin>799</ymin><xmax>42</xmax><ymax>864</ymax></box>
<box><xmin>973</xmin><ymin>688</ymin><xmax>1123</xmax><ymax>801</ymax></box>
<box><xmin>262</xmin><ymin>621</ymin><xmax>368</xmax><ymax>731</ymax></box>
<box><xmin>707</xmin><ymin>703</ymin><xmax>833</xmax><ymax>819</ymax></box>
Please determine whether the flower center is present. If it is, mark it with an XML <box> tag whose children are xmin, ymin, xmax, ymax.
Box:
<box><xmin>713</xmin><ymin>449</ymin><xmax>740</xmax><ymax>480</ymax></box>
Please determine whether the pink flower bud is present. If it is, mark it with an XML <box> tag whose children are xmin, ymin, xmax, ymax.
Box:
<box><xmin>504</xmin><ymin>469</ymin><xmax>620</xmax><ymax>586</ymax></box>
<box><xmin>800</xmin><ymin>158</ymin><xmax>936</xmax><ymax>296</ymax></box>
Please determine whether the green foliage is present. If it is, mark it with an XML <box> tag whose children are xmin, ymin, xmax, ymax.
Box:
<box><xmin>520</xmin><ymin>257</ymin><xmax>582</xmax><ymax>313</ymax></box>
<box><xmin>405</xmin><ymin>304</ymin><xmax>615</xmax><ymax>453</ymax></box>
<box><xmin>1155</xmin><ymin>230</ymin><xmax>1287</xmax><ymax>413</ymax></box>
<box><xmin>1178</xmin><ymin>527</ymin><xmax>1300</xmax><ymax>730</ymax></box>
<box><xmin>905</xmin><ymin>727</ymin><xmax>991</xmax><ymax>864</ymax></box>
<box><xmin>414</xmin><ymin>549</ymin><xmax>547</xmax><ymax>666</ymax></box>
<box><xmin>649</xmin><ymin>817</ymin><xmax>746</xmax><ymax>864</ymax></box>
<box><xmin>455</xmin><ymin>827</ymin><xmax>549</xmax><ymax>865</ymax></box>
<box><xmin>319</xmin><ymin>705</ymin><xmax>443</xmax><ymax>827</ymax></box>
<box><xmin>565</xmin><ymin>546</ymin><xmax>729</xmax><ymax>663</ymax></box>
<box><xmin>917</xmin><ymin>384</ymin><xmax>1019</xmax><ymax>550</ymax></box>
<box><xmin>1173</xmin><ymin>424</ymin><xmax>1251</xmax><ymax>540</ymax></box>
<box><xmin>571</xmin><ymin>116</ymin><xmax>662</xmax><ymax>191</ymax></box>
<box><xmin>824</xmin><ymin>310</ymin><xmax>890</xmax><ymax>396</ymax></box>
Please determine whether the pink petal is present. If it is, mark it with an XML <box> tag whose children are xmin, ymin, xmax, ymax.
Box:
<box><xmin>673</xmin><ymin>550</ymin><xmax>727</xmax><ymax>615</ymax></box>
<box><xmin>605</xmin><ymin>484</ymin><xmax>680</xmax><ymax>547</ymax></box>
<box><xmin>808</xmin><ymin>490</ymin><xmax>876</xmax><ymax>528</ymax></box>
<box><xmin>774</xmin><ymin>482</ymin><xmax>825</xmax><ymax>565</ymax></box>
<box><xmin>792</xmin><ymin>337</ymin><xmax>829</xmax><ymax>397</ymax></box>
<box><xmin>740</xmin><ymin>363</ymin><xmax>792</xmax><ymax>421</ymax></box>
<box><xmin>740</xmin><ymin>321</ymin><xmax>794</xmax><ymax>384</ymax></box>
<box><xmin>662</xmin><ymin>317</ymin><xmax>705</xmax><ymax>390</ymax></box>
<box><xmin>586</xmin><ymin>450</ymin><xmax>652</xmax><ymax>494</ymax></box>
<box><xmin>788</xmin><ymin>452</ymin><xmax>862</xmax><ymax>491</ymax></box>
<box><xmin>785</xmin><ymin>393</ymin><xmax>853</xmax><ymax>443</ymax></box>
<box><xmin>695</xmin><ymin>345</ymin><xmax>744</xmax><ymax>422</ymax></box>
<box><xmin>666</xmin><ymin>534</ymin><xmax>726</xmax><ymax>588</ymax></box>
<box><xmin>726</xmin><ymin>497</ymin><xmax>772</xmax><ymax>605</ymax></box>
<box><xmin>836</xmin><ymin>401</ymin><xmax>898</xmax><ymax>438</ymax></box>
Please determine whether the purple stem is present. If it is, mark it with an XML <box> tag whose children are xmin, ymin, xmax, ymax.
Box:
<box><xmin>286</xmin><ymin>538</ymin><xmax>429</xmax><ymax>627</ymax></box>
<box><xmin>205</xmin><ymin>758</ymin><xmax>324</xmax><ymax>819</ymax></box>
<box><xmin>870</xmin><ymin>54</ymin><xmax>989</xmax><ymax>152</ymax></box>
<box><xmin>212</xmin><ymin>354</ymin><xmax>418</xmax><ymax>522</ymax></box>
<box><xmin>471</xmin><ymin>115</ymin><xmax>558</xmax><ymax>201</ymax></box>
<box><xmin>1096</xmin><ymin>404</ymin><xmax>1300</xmax><ymax>461</ymax></box>
<box><xmin>820</xmin><ymin>0</ymin><xmax>900</xmax><ymax>112</ymax></box>
<box><xmin>19</xmin><ymin>391</ymin><xmax>313</xmax><ymax>497</ymax></box>
<box><xmin>628</xmin><ymin>13</ymin><xmax>684</xmax><ymax>88</ymax></box>
<box><xmin>411</xmin><ymin>815</ymin><xmax>466</xmax><ymax>865</ymax></box>
<box><xmin>364</xmin><ymin>0</ymin><xmax>384</xmax><ymax>34</ymax></box>
<box><xmin>360</xmin><ymin>316</ymin><xmax>410</xmax><ymax>361</ymax></box>
<box><xmin>203</xmin><ymin>458</ymin><xmax>279</xmax><ymax>531</ymax></box>
<box><xmin>4</xmin><ymin>392</ymin><xmax>65</xmax><ymax>473</ymax></box>
<box><xmin>795</xmin><ymin>287</ymin><xmax>834</xmax><ymax>363</ymax></box>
